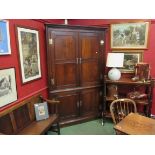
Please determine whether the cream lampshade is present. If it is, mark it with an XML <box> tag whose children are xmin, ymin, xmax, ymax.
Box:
<box><xmin>106</xmin><ymin>53</ymin><xmax>124</xmax><ymax>81</ymax></box>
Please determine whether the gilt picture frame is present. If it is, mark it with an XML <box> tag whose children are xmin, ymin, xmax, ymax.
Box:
<box><xmin>0</xmin><ymin>68</ymin><xmax>17</xmax><ymax>107</ymax></box>
<box><xmin>0</xmin><ymin>20</ymin><xmax>11</xmax><ymax>55</ymax></box>
<box><xmin>17</xmin><ymin>26</ymin><xmax>41</xmax><ymax>84</ymax></box>
<box><xmin>113</xmin><ymin>50</ymin><xmax>143</xmax><ymax>73</ymax></box>
<box><xmin>110</xmin><ymin>22</ymin><xmax>149</xmax><ymax>49</ymax></box>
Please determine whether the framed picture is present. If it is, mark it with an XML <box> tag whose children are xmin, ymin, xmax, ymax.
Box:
<box><xmin>34</xmin><ymin>102</ymin><xmax>49</xmax><ymax>121</ymax></box>
<box><xmin>135</xmin><ymin>63</ymin><xmax>150</xmax><ymax>81</ymax></box>
<box><xmin>0</xmin><ymin>20</ymin><xmax>11</xmax><ymax>55</ymax></box>
<box><xmin>0</xmin><ymin>68</ymin><xmax>17</xmax><ymax>107</ymax></box>
<box><xmin>17</xmin><ymin>26</ymin><xmax>41</xmax><ymax>83</ymax></box>
<box><xmin>110</xmin><ymin>22</ymin><xmax>149</xmax><ymax>49</ymax></box>
<box><xmin>113</xmin><ymin>51</ymin><xmax>143</xmax><ymax>73</ymax></box>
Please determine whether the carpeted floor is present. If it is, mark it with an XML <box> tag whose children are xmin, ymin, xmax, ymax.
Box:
<box><xmin>48</xmin><ymin>118</ymin><xmax>115</xmax><ymax>135</ymax></box>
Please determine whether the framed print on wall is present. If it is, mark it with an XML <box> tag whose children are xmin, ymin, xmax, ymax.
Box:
<box><xmin>17</xmin><ymin>27</ymin><xmax>41</xmax><ymax>84</ymax></box>
<box><xmin>0</xmin><ymin>68</ymin><xmax>17</xmax><ymax>107</ymax></box>
<box><xmin>110</xmin><ymin>22</ymin><xmax>149</xmax><ymax>49</ymax></box>
<box><xmin>113</xmin><ymin>51</ymin><xmax>143</xmax><ymax>73</ymax></box>
<box><xmin>0</xmin><ymin>20</ymin><xmax>11</xmax><ymax>55</ymax></box>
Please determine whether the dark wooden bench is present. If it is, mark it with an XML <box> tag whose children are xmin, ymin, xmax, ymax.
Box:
<box><xmin>0</xmin><ymin>94</ymin><xmax>60</xmax><ymax>135</ymax></box>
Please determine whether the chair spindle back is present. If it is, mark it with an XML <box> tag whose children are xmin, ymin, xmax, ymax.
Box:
<box><xmin>110</xmin><ymin>98</ymin><xmax>137</xmax><ymax>124</ymax></box>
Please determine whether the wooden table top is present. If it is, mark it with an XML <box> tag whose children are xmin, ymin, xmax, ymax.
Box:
<box><xmin>114</xmin><ymin>113</ymin><xmax>155</xmax><ymax>135</ymax></box>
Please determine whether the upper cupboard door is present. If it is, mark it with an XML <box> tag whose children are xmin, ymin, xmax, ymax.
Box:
<box><xmin>49</xmin><ymin>30</ymin><xmax>79</xmax><ymax>90</ymax></box>
<box><xmin>79</xmin><ymin>31</ymin><xmax>104</xmax><ymax>87</ymax></box>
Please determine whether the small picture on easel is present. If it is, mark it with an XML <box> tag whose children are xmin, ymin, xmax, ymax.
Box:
<box><xmin>38</xmin><ymin>105</ymin><xmax>46</xmax><ymax>116</ymax></box>
<box><xmin>34</xmin><ymin>102</ymin><xmax>49</xmax><ymax>121</ymax></box>
<box><xmin>135</xmin><ymin>63</ymin><xmax>150</xmax><ymax>81</ymax></box>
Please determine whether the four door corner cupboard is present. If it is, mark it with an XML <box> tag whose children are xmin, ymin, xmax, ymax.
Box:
<box><xmin>46</xmin><ymin>24</ymin><xmax>106</xmax><ymax>126</ymax></box>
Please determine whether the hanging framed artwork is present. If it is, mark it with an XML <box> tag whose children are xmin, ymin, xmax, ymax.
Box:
<box><xmin>0</xmin><ymin>68</ymin><xmax>17</xmax><ymax>107</ymax></box>
<box><xmin>110</xmin><ymin>22</ymin><xmax>149</xmax><ymax>49</ymax></box>
<box><xmin>16</xmin><ymin>26</ymin><xmax>42</xmax><ymax>84</ymax></box>
<box><xmin>113</xmin><ymin>50</ymin><xmax>143</xmax><ymax>73</ymax></box>
<box><xmin>0</xmin><ymin>20</ymin><xmax>11</xmax><ymax>55</ymax></box>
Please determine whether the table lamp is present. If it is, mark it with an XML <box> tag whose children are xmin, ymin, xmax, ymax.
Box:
<box><xmin>106</xmin><ymin>53</ymin><xmax>124</xmax><ymax>81</ymax></box>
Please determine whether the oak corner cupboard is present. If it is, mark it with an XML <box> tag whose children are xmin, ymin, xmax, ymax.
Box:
<box><xmin>46</xmin><ymin>24</ymin><xmax>106</xmax><ymax>126</ymax></box>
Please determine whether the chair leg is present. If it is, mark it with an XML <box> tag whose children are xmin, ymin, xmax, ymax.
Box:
<box><xmin>147</xmin><ymin>105</ymin><xmax>151</xmax><ymax>117</ymax></box>
<box><xmin>143</xmin><ymin>105</ymin><xmax>147</xmax><ymax>116</ymax></box>
<box><xmin>48</xmin><ymin>122</ymin><xmax>60</xmax><ymax>135</ymax></box>
<box><xmin>45</xmin><ymin>132</ymin><xmax>48</xmax><ymax>135</ymax></box>
<box><xmin>101</xmin><ymin>111</ymin><xmax>105</xmax><ymax>126</ymax></box>
<box><xmin>57</xmin><ymin>122</ymin><xmax>60</xmax><ymax>135</ymax></box>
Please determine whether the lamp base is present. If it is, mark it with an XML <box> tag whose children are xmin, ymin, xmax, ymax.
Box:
<box><xmin>108</xmin><ymin>67</ymin><xmax>121</xmax><ymax>81</ymax></box>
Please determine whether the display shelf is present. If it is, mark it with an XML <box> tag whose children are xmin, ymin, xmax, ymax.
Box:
<box><xmin>103</xmin><ymin>76</ymin><xmax>155</xmax><ymax>120</ymax></box>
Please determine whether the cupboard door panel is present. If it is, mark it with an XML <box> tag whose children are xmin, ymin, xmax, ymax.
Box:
<box><xmin>49</xmin><ymin>30</ymin><xmax>79</xmax><ymax>90</ymax></box>
<box><xmin>80</xmin><ymin>88</ymin><xmax>100</xmax><ymax>116</ymax></box>
<box><xmin>81</xmin><ymin>61</ymin><xmax>100</xmax><ymax>86</ymax></box>
<box><xmin>51</xmin><ymin>91</ymin><xmax>79</xmax><ymax>120</ymax></box>
<box><xmin>79</xmin><ymin>32</ymin><xmax>100</xmax><ymax>59</ymax></box>
<box><xmin>55</xmin><ymin>63</ymin><xmax>77</xmax><ymax>89</ymax></box>
<box><xmin>79</xmin><ymin>32</ymin><xmax>101</xmax><ymax>86</ymax></box>
<box><xmin>81</xmin><ymin>35</ymin><xmax>98</xmax><ymax>59</ymax></box>
<box><xmin>55</xmin><ymin>35</ymin><xmax>77</xmax><ymax>60</ymax></box>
